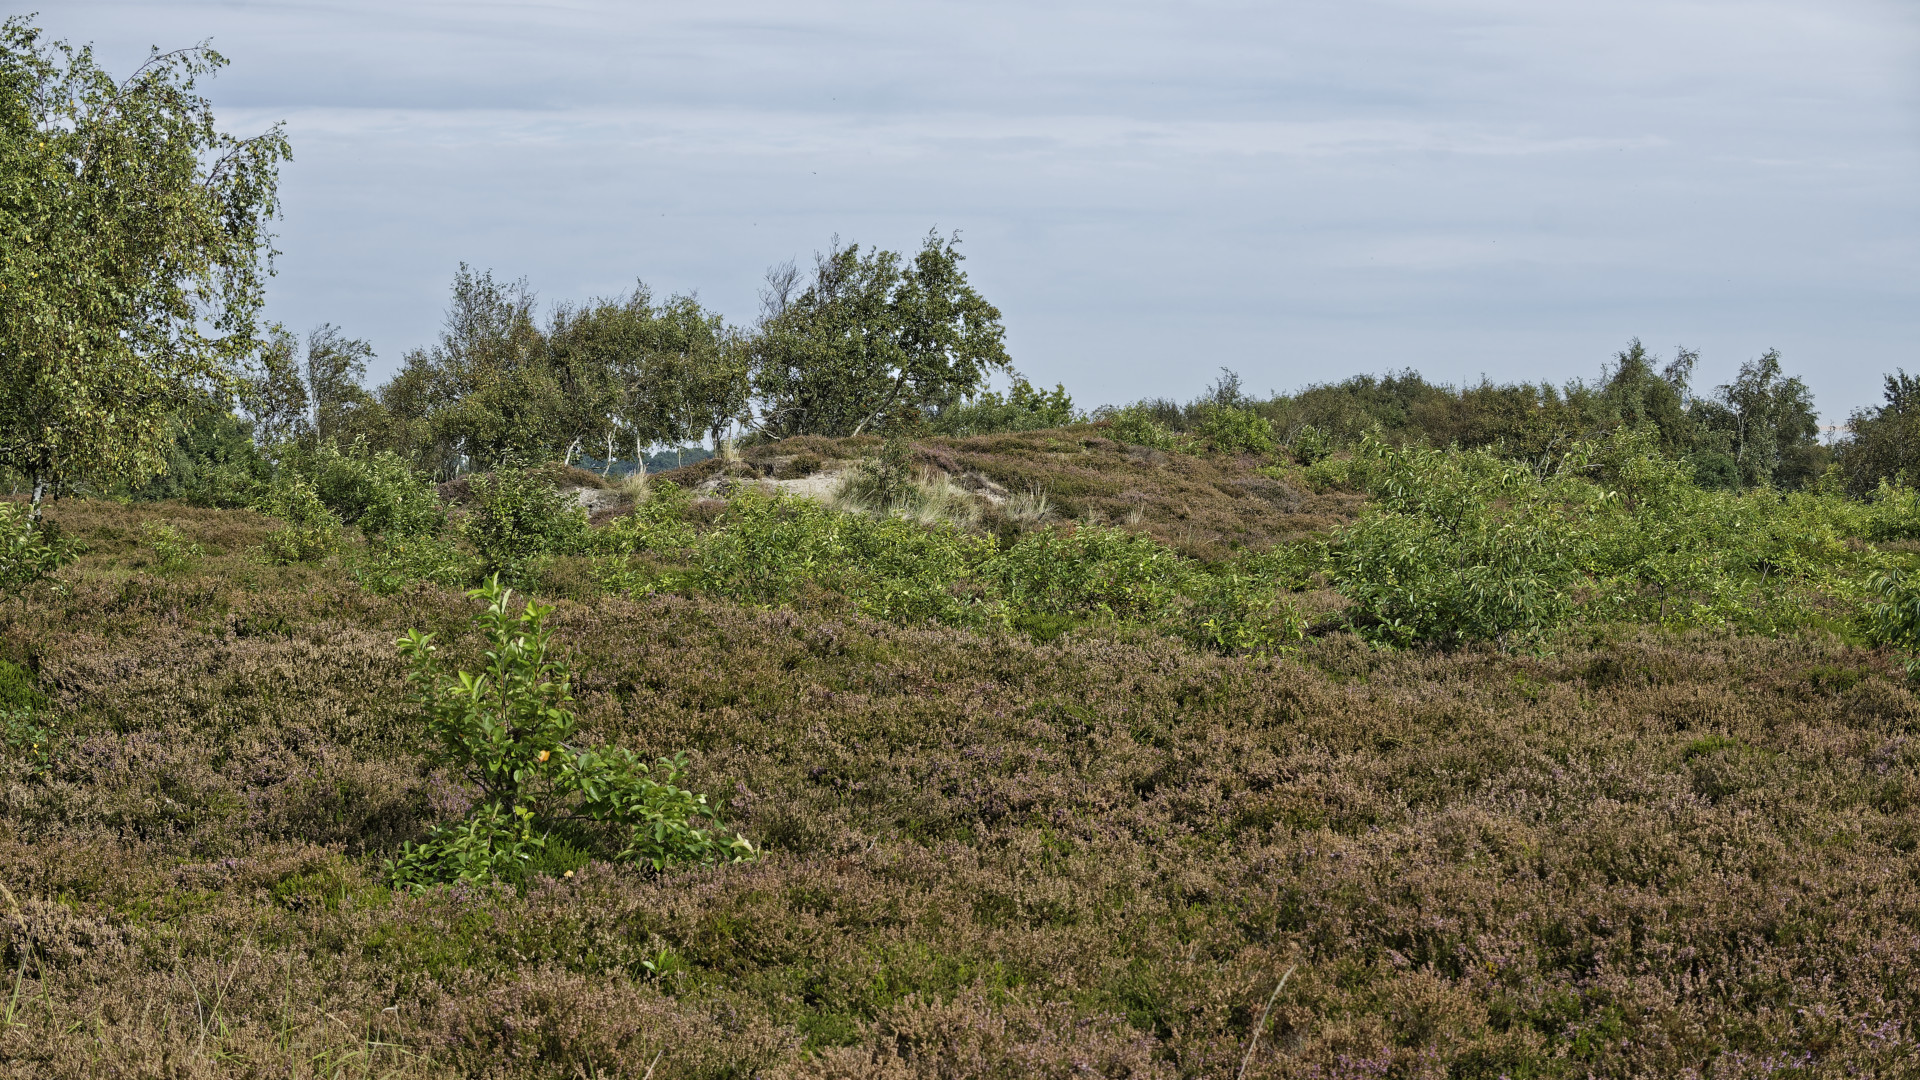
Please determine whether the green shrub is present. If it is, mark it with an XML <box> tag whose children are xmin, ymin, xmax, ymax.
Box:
<box><xmin>840</xmin><ymin>437</ymin><xmax>917</xmax><ymax>511</ymax></box>
<box><xmin>305</xmin><ymin>442</ymin><xmax>446</xmax><ymax>538</ymax></box>
<box><xmin>1325</xmin><ymin>437</ymin><xmax>1594</xmax><ymax>646</ymax></box>
<box><xmin>1288</xmin><ymin>424</ymin><xmax>1333</xmax><ymax>465</ymax></box>
<box><xmin>1862</xmin><ymin>482</ymin><xmax>1920</xmax><ymax>542</ymax></box>
<box><xmin>257</xmin><ymin>475</ymin><xmax>343</xmax><ymax>564</ymax></box>
<box><xmin>1183</xmin><ymin>568</ymin><xmax>1305</xmax><ymax>657</ymax></box>
<box><xmin>995</xmin><ymin>525</ymin><xmax>1187</xmax><ymax>619</ymax></box>
<box><xmin>352</xmin><ymin>534</ymin><xmax>473</xmax><ymax>596</ymax></box>
<box><xmin>1103</xmin><ymin>406</ymin><xmax>1194</xmax><ymax>453</ymax></box>
<box><xmin>141</xmin><ymin>521</ymin><xmax>204</xmax><ymax>574</ymax></box>
<box><xmin>386</xmin><ymin>578</ymin><xmax>753</xmax><ymax>887</ymax></box>
<box><xmin>591</xmin><ymin>483</ymin><xmax>697</xmax><ymax>557</ymax></box>
<box><xmin>930</xmin><ymin>378</ymin><xmax>1078</xmax><ymax>436</ymax></box>
<box><xmin>1866</xmin><ymin>568</ymin><xmax>1920</xmax><ymax>679</ymax></box>
<box><xmin>464</xmin><ymin>466</ymin><xmax>589</xmax><ymax>582</ymax></box>
<box><xmin>0</xmin><ymin>504</ymin><xmax>76</xmax><ymax>597</ymax></box>
<box><xmin>1194</xmin><ymin>404</ymin><xmax>1275</xmax><ymax>455</ymax></box>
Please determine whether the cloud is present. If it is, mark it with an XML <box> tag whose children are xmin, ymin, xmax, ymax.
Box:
<box><xmin>32</xmin><ymin>0</ymin><xmax>1920</xmax><ymax>415</ymax></box>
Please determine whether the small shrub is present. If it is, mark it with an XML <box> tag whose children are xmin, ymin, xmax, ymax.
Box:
<box><xmin>1866</xmin><ymin>568</ymin><xmax>1920</xmax><ymax>679</ymax></box>
<box><xmin>141</xmin><ymin>521</ymin><xmax>204</xmax><ymax>574</ymax></box>
<box><xmin>774</xmin><ymin>453</ymin><xmax>824</xmax><ymax>480</ymax></box>
<box><xmin>1194</xmin><ymin>404</ymin><xmax>1275</xmax><ymax>455</ymax></box>
<box><xmin>0</xmin><ymin>504</ymin><xmax>76</xmax><ymax>597</ymax></box>
<box><xmin>1103</xmin><ymin>406</ymin><xmax>1193</xmax><ymax>453</ymax></box>
<box><xmin>930</xmin><ymin>378</ymin><xmax>1078</xmax><ymax>436</ymax></box>
<box><xmin>995</xmin><ymin>525</ymin><xmax>1188</xmax><ymax>619</ymax></box>
<box><xmin>464</xmin><ymin>466</ymin><xmax>589</xmax><ymax>582</ymax></box>
<box><xmin>839</xmin><ymin>438</ymin><xmax>917</xmax><ymax>511</ymax></box>
<box><xmin>591</xmin><ymin>483</ymin><xmax>696</xmax><ymax>557</ymax></box>
<box><xmin>1289</xmin><ymin>424</ymin><xmax>1333</xmax><ymax>465</ymax></box>
<box><xmin>352</xmin><ymin>534</ymin><xmax>473</xmax><ymax>596</ymax></box>
<box><xmin>305</xmin><ymin>442</ymin><xmax>447</xmax><ymax>538</ymax></box>
<box><xmin>257</xmin><ymin>475</ymin><xmax>343</xmax><ymax>564</ymax></box>
<box><xmin>1183</xmin><ymin>569</ymin><xmax>1305</xmax><ymax>657</ymax></box>
<box><xmin>386</xmin><ymin>578</ymin><xmax>754</xmax><ymax>887</ymax></box>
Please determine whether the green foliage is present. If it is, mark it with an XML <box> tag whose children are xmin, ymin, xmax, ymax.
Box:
<box><xmin>841</xmin><ymin>437</ymin><xmax>918</xmax><ymax>511</ymax></box>
<box><xmin>257</xmin><ymin>475</ymin><xmax>343</xmax><ymax>565</ymax></box>
<box><xmin>1102</xmin><ymin>405</ymin><xmax>1194</xmax><ymax>453</ymax></box>
<box><xmin>591</xmin><ymin>483</ymin><xmax>697</xmax><ymax>559</ymax></box>
<box><xmin>1194</xmin><ymin>403</ymin><xmax>1276</xmax><ymax>455</ymax></box>
<box><xmin>0</xmin><ymin>658</ymin><xmax>44</xmax><ymax>710</ymax></box>
<box><xmin>1865</xmin><ymin>569</ymin><xmax>1920</xmax><ymax>679</ymax></box>
<box><xmin>929</xmin><ymin>377</ymin><xmax>1078</xmax><ymax>436</ymax></box>
<box><xmin>0</xmin><ymin>18</ymin><xmax>289</xmax><ymax>498</ymax></box>
<box><xmin>1861</xmin><ymin>482</ymin><xmax>1920</xmax><ymax>542</ymax></box>
<box><xmin>1836</xmin><ymin>371</ymin><xmax>1920</xmax><ymax>496</ymax></box>
<box><xmin>752</xmin><ymin>232</ymin><xmax>1011</xmax><ymax>437</ymax></box>
<box><xmin>352</xmin><ymin>534</ymin><xmax>472</xmax><ymax>596</ymax></box>
<box><xmin>128</xmin><ymin>407</ymin><xmax>271</xmax><ymax>507</ymax></box>
<box><xmin>692</xmin><ymin>492</ymin><xmax>997</xmax><ymax>627</ymax></box>
<box><xmin>995</xmin><ymin>525</ymin><xmax>1187</xmax><ymax>619</ymax></box>
<box><xmin>141</xmin><ymin>521</ymin><xmax>203</xmax><ymax>574</ymax></box>
<box><xmin>463</xmin><ymin>466</ymin><xmax>588</xmax><ymax>582</ymax></box>
<box><xmin>1323</xmin><ymin>428</ymin><xmax>1878</xmax><ymax>646</ymax></box>
<box><xmin>1327</xmin><ymin>438</ymin><xmax>1584</xmax><ymax>647</ymax></box>
<box><xmin>1</xmin><ymin>707</ymin><xmax>57</xmax><ymax>778</ymax></box>
<box><xmin>303</xmin><ymin>441</ymin><xmax>446</xmax><ymax>538</ymax></box>
<box><xmin>1183</xmin><ymin>568</ymin><xmax>1305</xmax><ymax>657</ymax></box>
<box><xmin>0</xmin><ymin>502</ymin><xmax>75</xmax><ymax>596</ymax></box>
<box><xmin>1288</xmin><ymin>424</ymin><xmax>1333</xmax><ymax>465</ymax></box>
<box><xmin>386</xmin><ymin>579</ymin><xmax>753</xmax><ymax>887</ymax></box>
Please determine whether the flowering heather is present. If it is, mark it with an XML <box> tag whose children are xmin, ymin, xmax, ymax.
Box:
<box><xmin>0</xmin><ymin>493</ymin><xmax>1916</xmax><ymax>1077</ymax></box>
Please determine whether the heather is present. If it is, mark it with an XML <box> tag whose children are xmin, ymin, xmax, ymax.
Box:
<box><xmin>2</xmin><ymin>462</ymin><xmax>1920</xmax><ymax>1077</ymax></box>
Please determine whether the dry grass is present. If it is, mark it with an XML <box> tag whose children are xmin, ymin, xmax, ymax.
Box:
<box><xmin>0</xmin><ymin>494</ymin><xmax>1916</xmax><ymax>1076</ymax></box>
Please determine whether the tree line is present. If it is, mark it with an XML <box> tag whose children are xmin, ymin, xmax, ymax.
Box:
<box><xmin>4</xmin><ymin>13</ymin><xmax>1918</xmax><ymax>513</ymax></box>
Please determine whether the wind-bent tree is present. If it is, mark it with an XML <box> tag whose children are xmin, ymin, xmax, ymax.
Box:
<box><xmin>751</xmin><ymin>231</ymin><xmax>1009</xmax><ymax>437</ymax></box>
<box><xmin>0</xmin><ymin>19</ymin><xmax>289</xmax><ymax>511</ymax></box>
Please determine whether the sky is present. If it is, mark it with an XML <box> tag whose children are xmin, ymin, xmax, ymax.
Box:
<box><xmin>35</xmin><ymin>0</ymin><xmax>1920</xmax><ymax>419</ymax></box>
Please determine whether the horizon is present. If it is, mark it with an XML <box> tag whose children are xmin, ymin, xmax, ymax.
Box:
<box><xmin>34</xmin><ymin>1</ymin><xmax>1920</xmax><ymax>420</ymax></box>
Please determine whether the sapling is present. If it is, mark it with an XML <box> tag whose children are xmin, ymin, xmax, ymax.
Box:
<box><xmin>386</xmin><ymin>576</ymin><xmax>753</xmax><ymax>887</ymax></box>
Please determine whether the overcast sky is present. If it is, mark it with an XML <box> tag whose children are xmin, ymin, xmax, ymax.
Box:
<box><xmin>37</xmin><ymin>0</ymin><xmax>1920</xmax><ymax>417</ymax></box>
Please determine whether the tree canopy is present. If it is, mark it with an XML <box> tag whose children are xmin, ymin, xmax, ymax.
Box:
<box><xmin>751</xmin><ymin>232</ymin><xmax>1010</xmax><ymax>437</ymax></box>
<box><xmin>0</xmin><ymin>18</ymin><xmax>288</xmax><ymax>507</ymax></box>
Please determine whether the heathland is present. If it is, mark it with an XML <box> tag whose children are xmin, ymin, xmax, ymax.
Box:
<box><xmin>5</xmin><ymin>412</ymin><xmax>1920</xmax><ymax>1078</ymax></box>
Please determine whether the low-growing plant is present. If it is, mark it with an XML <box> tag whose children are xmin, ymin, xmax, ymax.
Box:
<box><xmin>140</xmin><ymin>521</ymin><xmax>204</xmax><ymax>574</ymax></box>
<box><xmin>1289</xmin><ymin>423</ymin><xmax>1333</xmax><ymax>465</ymax></box>
<box><xmin>1183</xmin><ymin>568</ymin><xmax>1306</xmax><ymax>657</ymax></box>
<box><xmin>839</xmin><ymin>437</ymin><xmax>917</xmax><ymax>511</ymax></box>
<box><xmin>352</xmin><ymin>534</ymin><xmax>473</xmax><ymax>595</ymax></box>
<box><xmin>464</xmin><ymin>465</ymin><xmax>589</xmax><ymax>582</ymax></box>
<box><xmin>305</xmin><ymin>441</ymin><xmax>447</xmax><ymax>538</ymax></box>
<box><xmin>257</xmin><ymin>475</ymin><xmax>344</xmax><ymax>564</ymax></box>
<box><xmin>995</xmin><ymin>524</ymin><xmax>1188</xmax><ymax>619</ymax></box>
<box><xmin>0</xmin><ymin>503</ymin><xmax>76</xmax><ymax>597</ymax></box>
<box><xmin>1103</xmin><ymin>405</ymin><xmax>1193</xmax><ymax>454</ymax></box>
<box><xmin>1866</xmin><ymin>568</ymin><xmax>1920</xmax><ymax>679</ymax></box>
<box><xmin>386</xmin><ymin>578</ymin><xmax>754</xmax><ymax>887</ymax></box>
<box><xmin>1194</xmin><ymin>403</ymin><xmax>1276</xmax><ymax>455</ymax></box>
